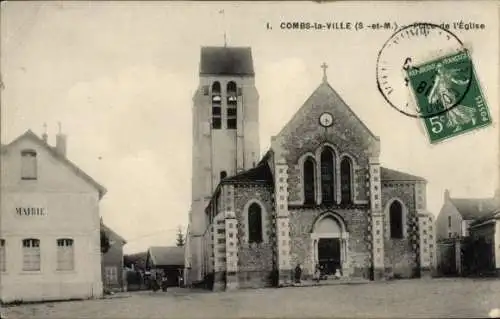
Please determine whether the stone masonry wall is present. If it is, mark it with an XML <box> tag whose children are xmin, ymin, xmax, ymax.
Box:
<box><xmin>381</xmin><ymin>182</ymin><xmax>420</xmax><ymax>278</ymax></box>
<box><xmin>234</xmin><ymin>184</ymin><xmax>275</xmax><ymax>288</ymax></box>
<box><xmin>277</xmin><ymin>83</ymin><xmax>377</xmax><ymax>205</ymax></box>
<box><xmin>288</xmin><ymin>207</ymin><xmax>372</xmax><ymax>279</ymax></box>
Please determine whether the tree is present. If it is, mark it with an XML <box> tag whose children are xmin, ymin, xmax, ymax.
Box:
<box><xmin>101</xmin><ymin>229</ymin><xmax>111</xmax><ymax>254</ymax></box>
<box><xmin>176</xmin><ymin>226</ymin><xmax>185</xmax><ymax>247</ymax></box>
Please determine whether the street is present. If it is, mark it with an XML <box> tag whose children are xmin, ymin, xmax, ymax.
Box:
<box><xmin>3</xmin><ymin>278</ymin><xmax>500</xmax><ymax>318</ymax></box>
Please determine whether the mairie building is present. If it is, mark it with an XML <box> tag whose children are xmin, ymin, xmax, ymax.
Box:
<box><xmin>0</xmin><ymin>129</ymin><xmax>105</xmax><ymax>302</ymax></box>
<box><xmin>185</xmin><ymin>46</ymin><xmax>437</xmax><ymax>290</ymax></box>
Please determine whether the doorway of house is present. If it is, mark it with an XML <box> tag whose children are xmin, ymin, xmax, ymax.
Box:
<box><xmin>318</xmin><ymin>238</ymin><xmax>341</xmax><ymax>276</ymax></box>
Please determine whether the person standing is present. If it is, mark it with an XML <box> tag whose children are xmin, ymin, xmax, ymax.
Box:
<box><xmin>314</xmin><ymin>264</ymin><xmax>321</xmax><ymax>283</ymax></box>
<box><xmin>294</xmin><ymin>263</ymin><xmax>302</xmax><ymax>284</ymax></box>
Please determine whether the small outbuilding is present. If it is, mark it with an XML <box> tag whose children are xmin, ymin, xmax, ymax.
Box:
<box><xmin>145</xmin><ymin>246</ymin><xmax>185</xmax><ymax>287</ymax></box>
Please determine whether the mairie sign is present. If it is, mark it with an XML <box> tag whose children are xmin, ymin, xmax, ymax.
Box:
<box><xmin>16</xmin><ymin>207</ymin><xmax>47</xmax><ymax>216</ymax></box>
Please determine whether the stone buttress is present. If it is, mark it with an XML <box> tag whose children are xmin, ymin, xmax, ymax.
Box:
<box><xmin>224</xmin><ymin>184</ymin><xmax>239</xmax><ymax>290</ymax></box>
<box><xmin>368</xmin><ymin>141</ymin><xmax>385</xmax><ymax>280</ymax></box>
<box><xmin>415</xmin><ymin>181</ymin><xmax>436</xmax><ymax>277</ymax></box>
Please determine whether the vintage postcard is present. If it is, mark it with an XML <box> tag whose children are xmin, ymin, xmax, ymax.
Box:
<box><xmin>1</xmin><ymin>1</ymin><xmax>499</xmax><ymax>318</ymax></box>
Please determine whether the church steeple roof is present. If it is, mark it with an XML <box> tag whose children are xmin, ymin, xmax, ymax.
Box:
<box><xmin>199</xmin><ymin>46</ymin><xmax>254</xmax><ymax>76</ymax></box>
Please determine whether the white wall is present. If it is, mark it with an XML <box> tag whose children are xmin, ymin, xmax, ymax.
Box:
<box><xmin>495</xmin><ymin>220</ymin><xmax>500</xmax><ymax>269</ymax></box>
<box><xmin>0</xmin><ymin>135</ymin><xmax>103</xmax><ymax>302</ymax></box>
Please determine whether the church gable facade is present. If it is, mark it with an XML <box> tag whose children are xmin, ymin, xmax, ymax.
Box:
<box><xmin>188</xmin><ymin>47</ymin><xmax>436</xmax><ymax>291</ymax></box>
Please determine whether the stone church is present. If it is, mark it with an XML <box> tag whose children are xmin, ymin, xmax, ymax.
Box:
<box><xmin>185</xmin><ymin>46</ymin><xmax>436</xmax><ymax>290</ymax></box>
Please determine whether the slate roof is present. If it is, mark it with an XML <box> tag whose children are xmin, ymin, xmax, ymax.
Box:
<box><xmin>200</xmin><ymin>46</ymin><xmax>254</xmax><ymax>76</ymax></box>
<box><xmin>380</xmin><ymin>167</ymin><xmax>426</xmax><ymax>182</ymax></box>
<box><xmin>470</xmin><ymin>209</ymin><xmax>500</xmax><ymax>225</ymax></box>
<box><xmin>101</xmin><ymin>222</ymin><xmax>127</xmax><ymax>245</ymax></box>
<box><xmin>1</xmin><ymin>130</ymin><xmax>107</xmax><ymax>199</ymax></box>
<box><xmin>222</xmin><ymin>161</ymin><xmax>274</xmax><ymax>185</ymax></box>
<box><xmin>148</xmin><ymin>246</ymin><xmax>184</xmax><ymax>267</ymax></box>
<box><xmin>449</xmin><ymin>198</ymin><xmax>498</xmax><ymax>220</ymax></box>
<box><xmin>124</xmin><ymin>251</ymin><xmax>148</xmax><ymax>268</ymax></box>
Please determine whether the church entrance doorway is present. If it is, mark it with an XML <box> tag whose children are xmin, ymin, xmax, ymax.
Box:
<box><xmin>318</xmin><ymin>238</ymin><xmax>341</xmax><ymax>275</ymax></box>
<box><xmin>311</xmin><ymin>212</ymin><xmax>349</xmax><ymax>278</ymax></box>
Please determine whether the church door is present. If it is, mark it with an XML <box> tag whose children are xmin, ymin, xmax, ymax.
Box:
<box><xmin>318</xmin><ymin>238</ymin><xmax>341</xmax><ymax>275</ymax></box>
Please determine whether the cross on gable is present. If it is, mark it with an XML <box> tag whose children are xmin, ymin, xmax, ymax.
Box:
<box><xmin>321</xmin><ymin>62</ymin><xmax>328</xmax><ymax>82</ymax></box>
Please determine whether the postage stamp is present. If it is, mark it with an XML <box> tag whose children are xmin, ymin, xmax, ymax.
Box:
<box><xmin>376</xmin><ymin>22</ymin><xmax>471</xmax><ymax>119</ymax></box>
<box><xmin>406</xmin><ymin>50</ymin><xmax>492</xmax><ymax>144</ymax></box>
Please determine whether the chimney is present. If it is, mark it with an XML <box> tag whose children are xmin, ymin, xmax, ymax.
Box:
<box><xmin>42</xmin><ymin>123</ymin><xmax>48</xmax><ymax>143</ymax></box>
<box><xmin>444</xmin><ymin>189</ymin><xmax>450</xmax><ymax>201</ymax></box>
<box><xmin>55</xmin><ymin>122</ymin><xmax>67</xmax><ymax>157</ymax></box>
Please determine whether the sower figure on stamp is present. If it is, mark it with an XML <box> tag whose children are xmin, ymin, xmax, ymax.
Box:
<box><xmin>427</xmin><ymin>62</ymin><xmax>475</xmax><ymax>132</ymax></box>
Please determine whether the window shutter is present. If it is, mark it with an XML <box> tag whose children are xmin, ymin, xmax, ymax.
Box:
<box><xmin>237</xmin><ymin>87</ymin><xmax>243</xmax><ymax>96</ymax></box>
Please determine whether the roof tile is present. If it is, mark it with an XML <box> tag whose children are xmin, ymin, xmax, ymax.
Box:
<box><xmin>148</xmin><ymin>246</ymin><xmax>184</xmax><ymax>267</ymax></box>
<box><xmin>200</xmin><ymin>46</ymin><xmax>254</xmax><ymax>76</ymax></box>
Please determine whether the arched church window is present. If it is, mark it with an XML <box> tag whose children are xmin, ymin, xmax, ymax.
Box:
<box><xmin>320</xmin><ymin>147</ymin><xmax>335</xmax><ymax>205</ymax></box>
<box><xmin>340</xmin><ymin>157</ymin><xmax>353</xmax><ymax>204</ymax></box>
<box><xmin>227</xmin><ymin>81</ymin><xmax>237</xmax><ymax>96</ymax></box>
<box><xmin>212</xmin><ymin>82</ymin><xmax>221</xmax><ymax>95</ymax></box>
<box><xmin>227</xmin><ymin>81</ymin><xmax>237</xmax><ymax>129</ymax></box>
<box><xmin>389</xmin><ymin>201</ymin><xmax>404</xmax><ymax>239</ymax></box>
<box><xmin>248</xmin><ymin>203</ymin><xmax>263</xmax><ymax>244</ymax></box>
<box><xmin>212</xmin><ymin>82</ymin><xmax>221</xmax><ymax>129</ymax></box>
<box><xmin>303</xmin><ymin>157</ymin><xmax>316</xmax><ymax>205</ymax></box>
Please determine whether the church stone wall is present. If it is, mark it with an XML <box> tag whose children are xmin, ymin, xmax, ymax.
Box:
<box><xmin>381</xmin><ymin>182</ymin><xmax>420</xmax><ymax>278</ymax></box>
<box><xmin>283</xmin><ymin>134</ymin><xmax>370</xmax><ymax>205</ymax></box>
<box><xmin>276</xmin><ymin>84</ymin><xmax>376</xmax><ymax>206</ymax></box>
<box><xmin>288</xmin><ymin>208</ymin><xmax>372</xmax><ymax>279</ymax></box>
<box><xmin>233</xmin><ymin>184</ymin><xmax>275</xmax><ymax>288</ymax></box>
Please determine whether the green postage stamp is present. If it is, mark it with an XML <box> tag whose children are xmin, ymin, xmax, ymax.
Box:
<box><xmin>406</xmin><ymin>50</ymin><xmax>492</xmax><ymax>144</ymax></box>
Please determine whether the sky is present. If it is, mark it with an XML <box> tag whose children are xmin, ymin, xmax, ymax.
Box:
<box><xmin>1</xmin><ymin>1</ymin><xmax>498</xmax><ymax>254</ymax></box>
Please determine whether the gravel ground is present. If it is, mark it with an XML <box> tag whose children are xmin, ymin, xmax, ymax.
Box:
<box><xmin>2</xmin><ymin>278</ymin><xmax>500</xmax><ymax>318</ymax></box>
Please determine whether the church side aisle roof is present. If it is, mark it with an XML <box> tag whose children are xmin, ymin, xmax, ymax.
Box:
<box><xmin>380</xmin><ymin>167</ymin><xmax>426</xmax><ymax>182</ymax></box>
<box><xmin>222</xmin><ymin>161</ymin><xmax>274</xmax><ymax>185</ymax></box>
<box><xmin>200</xmin><ymin>46</ymin><xmax>254</xmax><ymax>76</ymax></box>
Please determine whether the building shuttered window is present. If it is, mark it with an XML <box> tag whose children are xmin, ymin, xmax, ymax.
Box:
<box><xmin>21</xmin><ymin>150</ymin><xmax>37</xmax><ymax>180</ymax></box>
<box><xmin>0</xmin><ymin>239</ymin><xmax>5</xmax><ymax>272</ymax></box>
<box><xmin>22</xmin><ymin>238</ymin><xmax>41</xmax><ymax>271</ymax></box>
<box><xmin>105</xmin><ymin>266</ymin><xmax>118</xmax><ymax>285</ymax></box>
<box><xmin>56</xmin><ymin>238</ymin><xmax>74</xmax><ymax>271</ymax></box>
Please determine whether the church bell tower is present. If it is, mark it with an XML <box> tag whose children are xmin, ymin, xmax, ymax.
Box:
<box><xmin>188</xmin><ymin>46</ymin><xmax>260</xmax><ymax>283</ymax></box>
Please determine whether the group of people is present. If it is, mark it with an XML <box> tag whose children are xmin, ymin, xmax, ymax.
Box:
<box><xmin>294</xmin><ymin>263</ymin><xmax>343</xmax><ymax>284</ymax></box>
<box><xmin>150</xmin><ymin>269</ymin><xmax>169</xmax><ymax>292</ymax></box>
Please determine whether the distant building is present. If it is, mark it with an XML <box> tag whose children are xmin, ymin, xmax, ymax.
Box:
<box><xmin>101</xmin><ymin>222</ymin><xmax>127</xmax><ymax>292</ymax></box>
<box><xmin>436</xmin><ymin>189</ymin><xmax>498</xmax><ymax>240</ymax></box>
<box><xmin>146</xmin><ymin>246</ymin><xmax>185</xmax><ymax>287</ymax></box>
<box><xmin>123</xmin><ymin>251</ymin><xmax>148</xmax><ymax>291</ymax></box>
<box><xmin>124</xmin><ymin>251</ymin><xmax>148</xmax><ymax>271</ymax></box>
<box><xmin>436</xmin><ymin>190</ymin><xmax>500</xmax><ymax>277</ymax></box>
<box><xmin>469</xmin><ymin>209</ymin><xmax>500</xmax><ymax>276</ymax></box>
<box><xmin>0</xmin><ymin>129</ymin><xmax>105</xmax><ymax>303</ymax></box>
